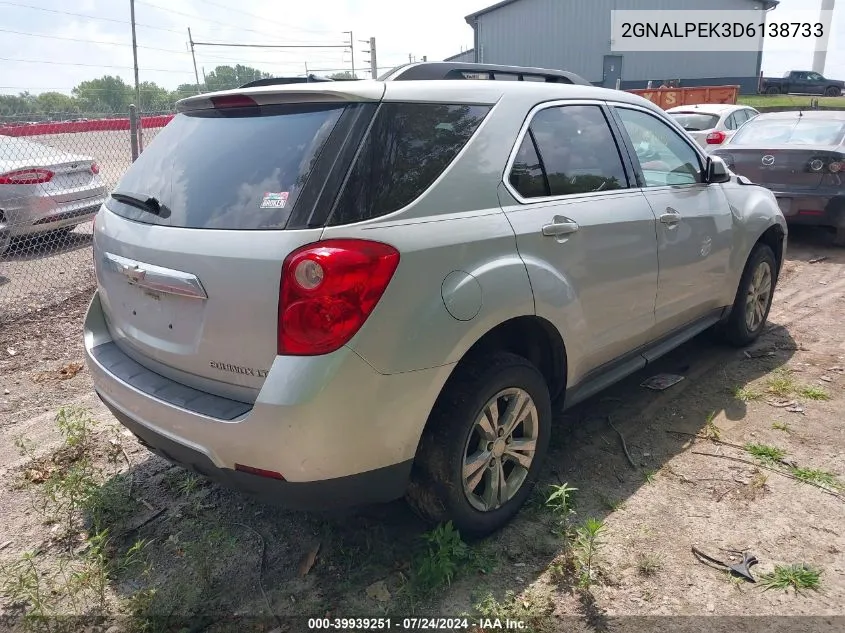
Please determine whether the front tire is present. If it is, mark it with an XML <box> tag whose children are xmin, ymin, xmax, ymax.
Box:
<box><xmin>766</xmin><ymin>86</ymin><xmax>781</xmax><ymax>95</ymax></box>
<box><xmin>825</xmin><ymin>86</ymin><xmax>841</xmax><ymax>97</ymax></box>
<box><xmin>406</xmin><ymin>352</ymin><xmax>552</xmax><ymax>539</ymax></box>
<box><xmin>723</xmin><ymin>244</ymin><xmax>777</xmax><ymax>347</ymax></box>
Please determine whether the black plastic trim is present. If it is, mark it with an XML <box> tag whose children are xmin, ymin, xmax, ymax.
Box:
<box><xmin>90</xmin><ymin>342</ymin><xmax>251</xmax><ymax>420</ymax></box>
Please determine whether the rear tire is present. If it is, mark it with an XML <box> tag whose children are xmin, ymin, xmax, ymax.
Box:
<box><xmin>825</xmin><ymin>86</ymin><xmax>841</xmax><ymax>97</ymax></box>
<box><xmin>766</xmin><ymin>86</ymin><xmax>781</xmax><ymax>95</ymax></box>
<box><xmin>722</xmin><ymin>244</ymin><xmax>777</xmax><ymax>347</ymax></box>
<box><xmin>406</xmin><ymin>352</ymin><xmax>551</xmax><ymax>539</ymax></box>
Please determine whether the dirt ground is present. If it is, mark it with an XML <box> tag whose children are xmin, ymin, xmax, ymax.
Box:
<box><xmin>0</xmin><ymin>225</ymin><xmax>843</xmax><ymax>632</ymax></box>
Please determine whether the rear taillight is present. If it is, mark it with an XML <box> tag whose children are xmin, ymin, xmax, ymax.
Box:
<box><xmin>706</xmin><ymin>131</ymin><xmax>727</xmax><ymax>145</ymax></box>
<box><xmin>829</xmin><ymin>161</ymin><xmax>843</xmax><ymax>173</ymax></box>
<box><xmin>0</xmin><ymin>168</ymin><xmax>54</xmax><ymax>185</ymax></box>
<box><xmin>210</xmin><ymin>94</ymin><xmax>257</xmax><ymax>109</ymax></box>
<box><xmin>278</xmin><ymin>239</ymin><xmax>400</xmax><ymax>356</ymax></box>
<box><xmin>90</xmin><ymin>162</ymin><xmax>100</xmax><ymax>175</ymax></box>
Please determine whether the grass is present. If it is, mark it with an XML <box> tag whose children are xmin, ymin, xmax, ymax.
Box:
<box><xmin>766</xmin><ymin>369</ymin><xmax>797</xmax><ymax>398</ymax></box>
<box><xmin>703</xmin><ymin>411</ymin><xmax>722</xmax><ymax>441</ymax></box>
<box><xmin>597</xmin><ymin>494</ymin><xmax>625</xmax><ymax>512</ymax></box>
<box><xmin>744</xmin><ymin>442</ymin><xmax>787</xmax><ymax>465</ymax></box>
<box><xmin>733</xmin><ymin>386</ymin><xmax>762</xmax><ymax>403</ymax></box>
<box><xmin>738</xmin><ymin>95</ymin><xmax>845</xmax><ymax>109</ymax></box>
<box><xmin>636</xmin><ymin>553</ymin><xmax>663</xmax><ymax>577</ymax></box>
<box><xmin>789</xmin><ymin>466</ymin><xmax>843</xmax><ymax>490</ymax></box>
<box><xmin>408</xmin><ymin>522</ymin><xmax>482</xmax><ymax>597</ymax></box>
<box><xmin>772</xmin><ymin>422</ymin><xmax>791</xmax><ymax>432</ymax></box>
<box><xmin>798</xmin><ymin>385</ymin><xmax>830</xmax><ymax>401</ymax></box>
<box><xmin>474</xmin><ymin>589</ymin><xmax>555</xmax><ymax>633</ymax></box>
<box><xmin>759</xmin><ymin>564</ymin><xmax>822</xmax><ymax>593</ymax></box>
<box><xmin>643</xmin><ymin>470</ymin><xmax>657</xmax><ymax>484</ymax></box>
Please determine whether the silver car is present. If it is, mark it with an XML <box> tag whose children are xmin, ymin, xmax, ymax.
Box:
<box><xmin>83</xmin><ymin>63</ymin><xmax>787</xmax><ymax>537</ymax></box>
<box><xmin>0</xmin><ymin>135</ymin><xmax>107</xmax><ymax>256</ymax></box>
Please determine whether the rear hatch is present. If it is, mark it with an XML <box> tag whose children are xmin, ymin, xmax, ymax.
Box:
<box><xmin>717</xmin><ymin>116</ymin><xmax>845</xmax><ymax>190</ymax></box>
<box><xmin>94</xmin><ymin>85</ymin><xmax>383</xmax><ymax>399</ymax></box>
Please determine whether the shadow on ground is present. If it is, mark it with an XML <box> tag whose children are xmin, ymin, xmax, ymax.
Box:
<box><xmin>1</xmin><ymin>229</ymin><xmax>92</xmax><ymax>263</ymax></box>
<box><xmin>84</xmin><ymin>237</ymin><xmax>821</xmax><ymax>631</ymax></box>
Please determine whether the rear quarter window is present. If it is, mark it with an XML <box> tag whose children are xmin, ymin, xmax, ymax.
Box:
<box><xmin>327</xmin><ymin>103</ymin><xmax>490</xmax><ymax>226</ymax></box>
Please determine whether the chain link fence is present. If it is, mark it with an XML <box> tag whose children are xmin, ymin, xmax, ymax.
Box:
<box><xmin>0</xmin><ymin>108</ymin><xmax>171</xmax><ymax>325</ymax></box>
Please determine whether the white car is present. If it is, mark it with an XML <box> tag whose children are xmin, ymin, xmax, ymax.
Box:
<box><xmin>667</xmin><ymin>104</ymin><xmax>759</xmax><ymax>152</ymax></box>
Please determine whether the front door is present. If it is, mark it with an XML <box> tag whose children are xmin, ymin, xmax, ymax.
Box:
<box><xmin>611</xmin><ymin>105</ymin><xmax>733</xmax><ymax>335</ymax></box>
<box><xmin>603</xmin><ymin>55</ymin><xmax>623</xmax><ymax>89</ymax></box>
<box><xmin>500</xmin><ymin>102</ymin><xmax>659</xmax><ymax>380</ymax></box>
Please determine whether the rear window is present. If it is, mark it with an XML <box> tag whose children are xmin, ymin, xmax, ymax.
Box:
<box><xmin>669</xmin><ymin>112</ymin><xmax>719</xmax><ymax>132</ymax></box>
<box><xmin>730</xmin><ymin>117</ymin><xmax>845</xmax><ymax>146</ymax></box>
<box><xmin>105</xmin><ymin>103</ymin><xmax>345</xmax><ymax>229</ymax></box>
<box><xmin>327</xmin><ymin>103</ymin><xmax>490</xmax><ymax>225</ymax></box>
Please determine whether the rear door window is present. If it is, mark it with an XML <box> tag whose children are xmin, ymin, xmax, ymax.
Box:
<box><xmin>105</xmin><ymin>103</ymin><xmax>345</xmax><ymax>229</ymax></box>
<box><xmin>511</xmin><ymin>104</ymin><xmax>629</xmax><ymax>198</ymax></box>
<box><xmin>327</xmin><ymin>103</ymin><xmax>490</xmax><ymax>225</ymax></box>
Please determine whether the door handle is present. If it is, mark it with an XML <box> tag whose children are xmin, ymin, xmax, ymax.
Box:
<box><xmin>659</xmin><ymin>208</ymin><xmax>681</xmax><ymax>226</ymax></box>
<box><xmin>542</xmin><ymin>217</ymin><xmax>580</xmax><ymax>237</ymax></box>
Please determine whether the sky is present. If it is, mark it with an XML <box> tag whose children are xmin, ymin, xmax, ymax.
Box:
<box><xmin>0</xmin><ymin>0</ymin><xmax>842</xmax><ymax>97</ymax></box>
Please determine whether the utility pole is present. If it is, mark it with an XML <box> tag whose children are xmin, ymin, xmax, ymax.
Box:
<box><xmin>812</xmin><ymin>0</ymin><xmax>835</xmax><ymax>74</ymax></box>
<box><xmin>202</xmin><ymin>66</ymin><xmax>208</xmax><ymax>87</ymax></box>
<box><xmin>361</xmin><ymin>37</ymin><xmax>378</xmax><ymax>79</ymax></box>
<box><xmin>188</xmin><ymin>27</ymin><xmax>201</xmax><ymax>93</ymax></box>
<box><xmin>343</xmin><ymin>31</ymin><xmax>354</xmax><ymax>77</ymax></box>
<box><xmin>129</xmin><ymin>0</ymin><xmax>141</xmax><ymax>109</ymax></box>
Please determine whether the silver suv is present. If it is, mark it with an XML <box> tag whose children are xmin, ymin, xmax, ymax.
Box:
<box><xmin>83</xmin><ymin>63</ymin><xmax>786</xmax><ymax>537</ymax></box>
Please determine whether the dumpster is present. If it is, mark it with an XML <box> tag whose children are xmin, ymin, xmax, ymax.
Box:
<box><xmin>628</xmin><ymin>85</ymin><xmax>740</xmax><ymax>109</ymax></box>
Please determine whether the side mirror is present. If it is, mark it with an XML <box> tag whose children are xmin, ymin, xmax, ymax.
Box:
<box><xmin>707</xmin><ymin>156</ymin><xmax>731</xmax><ymax>184</ymax></box>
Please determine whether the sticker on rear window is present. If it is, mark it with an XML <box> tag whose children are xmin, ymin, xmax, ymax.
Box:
<box><xmin>260</xmin><ymin>191</ymin><xmax>289</xmax><ymax>209</ymax></box>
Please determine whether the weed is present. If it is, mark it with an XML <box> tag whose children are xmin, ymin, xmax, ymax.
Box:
<box><xmin>744</xmin><ymin>443</ymin><xmax>786</xmax><ymax>465</ymax></box>
<box><xmin>798</xmin><ymin>385</ymin><xmax>830</xmax><ymax>401</ymax></box>
<box><xmin>643</xmin><ymin>470</ymin><xmax>657</xmax><ymax>484</ymax></box>
<box><xmin>411</xmin><ymin>522</ymin><xmax>475</xmax><ymax>595</ymax></box>
<box><xmin>766</xmin><ymin>368</ymin><xmax>796</xmax><ymax>398</ymax></box>
<box><xmin>474</xmin><ymin>590</ymin><xmax>555</xmax><ymax>633</ymax></box>
<box><xmin>772</xmin><ymin>422</ymin><xmax>791</xmax><ymax>432</ymax></box>
<box><xmin>733</xmin><ymin>386</ymin><xmax>762</xmax><ymax>403</ymax></box>
<box><xmin>759</xmin><ymin>564</ymin><xmax>822</xmax><ymax>593</ymax></box>
<box><xmin>55</xmin><ymin>406</ymin><xmax>97</xmax><ymax>454</ymax></box>
<box><xmin>597</xmin><ymin>494</ymin><xmax>625</xmax><ymax>512</ymax></box>
<box><xmin>789</xmin><ymin>467</ymin><xmax>842</xmax><ymax>490</ymax></box>
<box><xmin>546</xmin><ymin>483</ymin><xmax>578</xmax><ymax>540</ymax></box>
<box><xmin>84</xmin><ymin>474</ymin><xmax>137</xmax><ymax>533</ymax></box>
<box><xmin>636</xmin><ymin>553</ymin><xmax>663</xmax><ymax>577</ymax></box>
<box><xmin>703</xmin><ymin>411</ymin><xmax>722</xmax><ymax>441</ymax></box>
<box><xmin>573</xmin><ymin>518</ymin><xmax>605</xmax><ymax>588</ymax></box>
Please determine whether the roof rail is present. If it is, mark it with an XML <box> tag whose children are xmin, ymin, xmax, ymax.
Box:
<box><xmin>238</xmin><ymin>74</ymin><xmax>335</xmax><ymax>89</ymax></box>
<box><xmin>378</xmin><ymin>62</ymin><xmax>591</xmax><ymax>86</ymax></box>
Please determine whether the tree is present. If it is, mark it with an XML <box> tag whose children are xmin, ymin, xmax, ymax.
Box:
<box><xmin>328</xmin><ymin>71</ymin><xmax>358</xmax><ymax>80</ymax></box>
<box><xmin>72</xmin><ymin>75</ymin><xmax>133</xmax><ymax>114</ymax></box>
<box><xmin>204</xmin><ymin>64</ymin><xmax>271</xmax><ymax>92</ymax></box>
<box><xmin>36</xmin><ymin>92</ymin><xmax>80</xmax><ymax>118</ymax></box>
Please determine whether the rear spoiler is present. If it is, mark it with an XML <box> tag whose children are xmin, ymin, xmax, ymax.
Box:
<box><xmin>176</xmin><ymin>82</ymin><xmax>386</xmax><ymax>113</ymax></box>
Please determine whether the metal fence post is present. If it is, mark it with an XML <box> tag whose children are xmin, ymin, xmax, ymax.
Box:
<box><xmin>129</xmin><ymin>104</ymin><xmax>139</xmax><ymax>162</ymax></box>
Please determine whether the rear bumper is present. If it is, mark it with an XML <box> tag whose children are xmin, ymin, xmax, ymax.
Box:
<box><xmin>83</xmin><ymin>291</ymin><xmax>451</xmax><ymax>509</ymax></box>
<box><xmin>771</xmin><ymin>192</ymin><xmax>845</xmax><ymax>229</ymax></box>
<box><xmin>4</xmin><ymin>192</ymin><xmax>106</xmax><ymax>237</ymax></box>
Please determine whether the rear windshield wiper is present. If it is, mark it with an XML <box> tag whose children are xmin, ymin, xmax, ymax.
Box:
<box><xmin>111</xmin><ymin>191</ymin><xmax>171</xmax><ymax>218</ymax></box>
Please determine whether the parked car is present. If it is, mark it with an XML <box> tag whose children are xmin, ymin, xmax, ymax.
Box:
<box><xmin>667</xmin><ymin>104</ymin><xmax>759</xmax><ymax>152</ymax></box>
<box><xmin>0</xmin><ymin>136</ymin><xmax>107</xmax><ymax>256</ymax></box>
<box><xmin>712</xmin><ymin>110</ymin><xmax>845</xmax><ymax>245</ymax></box>
<box><xmin>83</xmin><ymin>62</ymin><xmax>787</xmax><ymax>537</ymax></box>
<box><xmin>760</xmin><ymin>70</ymin><xmax>844</xmax><ymax>97</ymax></box>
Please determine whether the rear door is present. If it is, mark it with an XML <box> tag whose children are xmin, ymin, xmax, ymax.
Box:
<box><xmin>611</xmin><ymin>105</ymin><xmax>733</xmax><ymax>335</ymax></box>
<box><xmin>93</xmin><ymin>93</ymin><xmax>380</xmax><ymax>400</ymax></box>
<box><xmin>500</xmin><ymin>101</ymin><xmax>659</xmax><ymax>373</ymax></box>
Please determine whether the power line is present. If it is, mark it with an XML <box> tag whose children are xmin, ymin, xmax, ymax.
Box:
<box><xmin>0</xmin><ymin>27</ymin><xmax>190</xmax><ymax>54</ymax></box>
<box><xmin>0</xmin><ymin>1</ymin><xmax>184</xmax><ymax>35</ymax></box>
<box><xmin>191</xmin><ymin>40</ymin><xmax>349</xmax><ymax>49</ymax></box>
<box><xmin>192</xmin><ymin>0</ymin><xmax>339</xmax><ymax>35</ymax></box>
<box><xmin>0</xmin><ymin>56</ymin><xmax>195</xmax><ymax>74</ymax></box>
<box><xmin>135</xmin><ymin>0</ymin><xmax>309</xmax><ymax>40</ymax></box>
